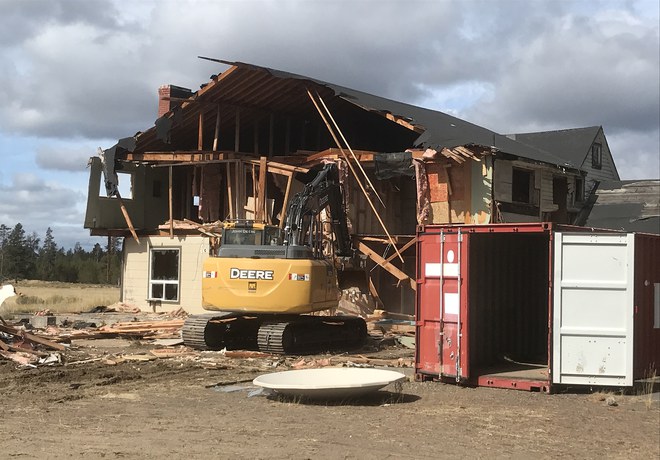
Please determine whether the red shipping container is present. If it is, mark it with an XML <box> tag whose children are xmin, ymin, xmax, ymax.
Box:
<box><xmin>415</xmin><ymin>223</ymin><xmax>660</xmax><ymax>392</ymax></box>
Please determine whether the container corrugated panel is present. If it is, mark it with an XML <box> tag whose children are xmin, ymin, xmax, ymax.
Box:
<box><xmin>633</xmin><ymin>233</ymin><xmax>660</xmax><ymax>380</ymax></box>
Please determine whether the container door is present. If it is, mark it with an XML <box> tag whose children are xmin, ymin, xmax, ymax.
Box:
<box><xmin>416</xmin><ymin>231</ymin><xmax>468</xmax><ymax>381</ymax></box>
<box><xmin>440</xmin><ymin>231</ymin><xmax>468</xmax><ymax>380</ymax></box>
<box><xmin>552</xmin><ymin>233</ymin><xmax>635</xmax><ymax>386</ymax></box>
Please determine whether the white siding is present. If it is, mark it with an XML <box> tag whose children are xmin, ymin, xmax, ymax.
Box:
<box><xmin>540</xmin><ymin>170</ymin><xmax>558</xmax><ymax>212</ymax></box>
<box><xmin>122</xmin><ymin>235</ymin><xmax>209</xmax><ymax>314</ymax></box>
<box><xmin>493</xmin><ymin>160</ymin><xmax>512</xmax><ymax>202</ymax></box>
<box><xmin>579</xmin><ymin>128</ymin><xmax>620</xmax><ymax>198</ymax></box>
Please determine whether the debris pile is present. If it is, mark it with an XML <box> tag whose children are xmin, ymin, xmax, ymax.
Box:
<box><xmin>0</xmin><ymin>308</ymin><xmax>415</xmax><ymax>371</ymax></box>
<box><xmin>0</xmin><ymin>316</ymin><xmax>66</xmax><ymax>367</ymax></box>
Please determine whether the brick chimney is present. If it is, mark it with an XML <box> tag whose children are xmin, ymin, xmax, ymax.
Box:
<box><xmin>158</xmin><ymin>85</ymin><xmax>193</xmax><ymax>118</ymax></box>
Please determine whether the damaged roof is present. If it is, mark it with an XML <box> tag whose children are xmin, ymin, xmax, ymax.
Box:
<box><xmin>507</xmin><ymin>126</ymin><xmax>602</xmax><ymax>168</ymax></box>
<box><xmin>580</xmin><ymin>180</ymin><xmax>660</xmax><ymax>234</ymax></box>
<box><xmin>137</xmin><ymin>59</ymin><xmax>579</xmax><ymax>170</ymax></box>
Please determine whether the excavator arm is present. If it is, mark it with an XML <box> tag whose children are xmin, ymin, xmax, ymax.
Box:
<box><xmin>283</xmin><ymin>163</ymin><xmax>353</xmax><ymax>257</ymax></box>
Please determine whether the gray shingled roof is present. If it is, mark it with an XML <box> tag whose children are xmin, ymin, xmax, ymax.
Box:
<box><xmin>580</xmin><ymin>180</ymin><xmax>660</xmax><ymax>234</ymax></box>
<box><xmin>508</xmin><ymin>126</ymin><xmax>601</xmax><ymax>167</ymax></box>
<box><xmin>203</xmin><ymin>60</ymin><xmax>580</xmax><ymax>170</ymax></box>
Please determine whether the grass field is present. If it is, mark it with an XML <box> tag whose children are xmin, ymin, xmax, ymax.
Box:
<box><xmin>0</xmin><ymin>280</ymin><xmax>120</xmax><ymax>315</ymax></box>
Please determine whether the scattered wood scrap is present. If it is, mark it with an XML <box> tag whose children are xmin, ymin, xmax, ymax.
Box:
<box><xmin>98</xmin><ymin>320</ymin><xmax>185</xmax><ymax>338</ymax></box>
<box><xmin>0</xmin><ymin>323</ymin><xmax>66</xmax><ymax>351</ymax></box>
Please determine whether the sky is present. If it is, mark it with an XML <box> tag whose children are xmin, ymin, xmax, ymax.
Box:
<box><xmin>0</xmin><ymin>0</ymin><xmax>658</xmax><ymax>249</ymax></box>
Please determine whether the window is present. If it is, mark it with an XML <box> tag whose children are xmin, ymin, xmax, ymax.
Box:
<box><xmin>99</xmin><ymin>171</ymin><xmax>133</xmax><ymax>199</ymax></box>
<box><xmin>512</xmin><ymin>168</ymin><xmax>533</xmax><ymax>203</ymax></box>
<box><xmin>574</xmin><ymin>177</ymin><xmax>585</xmax><ymax>203</ymax></box>
<box><xmin>591</xmin><ymin>143</ymin><xmax>602</xmax><ymax>169</ymax></box>
<box><xmin>149</xmin><ymin>248</ymin><xmax>180</xmax><ymax>301</ymax></box>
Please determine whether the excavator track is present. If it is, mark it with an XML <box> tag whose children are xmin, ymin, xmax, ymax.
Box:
<box><xmin>182</xmin><ymin>312</ymin><xmax>260</xmax><ymax>350</ymax></box>
<box><xmin>257</xmin><ymin>316</ymin><xmax>367</xmax><ymax>354</ymax></box>
<box><xmin>184</xmin><ymin>313</ymin><xmax>367</xmax><ymax>354</ymax></box>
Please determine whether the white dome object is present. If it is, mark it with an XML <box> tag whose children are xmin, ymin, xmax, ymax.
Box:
<box><xmin>253</xmin><ymin>367</ymin><xmax>407</xmax><ymax>399</ymax></box>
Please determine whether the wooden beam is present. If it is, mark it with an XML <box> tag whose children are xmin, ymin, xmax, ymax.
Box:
<box><xmin>126</xmin><ymin>151</ymin><xmax>232</xmax><ymax>162</ymax></box>
<box><xmin>198</xmin><ymin>111</ymin><xmax>204</xmax><ymax>150</ymax></box>
<box><xmin>356</xmin><ymin>242</ymin><xmax>416</xmax><ymax>291</ymax></box>
<box><xmin>307</xmin><ymin>90</ymin><xmax>402</xmax><ymax>263</ymax></box>
<box><xmin>212</xmin><ymin>104</ymin><xmax>221</xmax><ymax>151</ymax></box>
<box><xmin>226</xmin><ymin>162</ymin><xmax>234</xmax><ymax>219</ymax></box>
<box><xmin>305</xmin><ymin>148</ymin><xmax>378</xmax><ymax>164</ymax></box>
<box><xmin>279</xmin><ymin>172</ymin><xmax>293</xmax><ymax>229</ymax></box>
<box><xmin>168</xmin><ymin>166</ymin><xmax>174</xmax><ymax>238</ymax></box>
<box><xmin>384</xmin><ymin>237</ymin><xmax>417</xmax><ymax>264</ymax></box>
<box><xmin>245</xmin><ymin>159</ymin><xmax>309</xmax><ymax>175</ymax></box>
<box><xmin>383</xmin><ymin>112</ymin><xmax>425</xmax><ymax>133</ymax></box>
<box><xmin>316</xmin><ymin>93</ymin><xmax>385</xmax><ymax>208</ymax></box>
<box><xmin>257</xmin><ymin>156</ymin><xmax>267</xmax><ymax>222</ymax></box>
<box><xmin>0</xmin><ymin>324</ymin><xmax>66</xmax><ymax>351</ymax></box>
<box><xmin>116</xmin><ymin>192</ymin><xmax>140</xmax><ymax>244</ymax></box>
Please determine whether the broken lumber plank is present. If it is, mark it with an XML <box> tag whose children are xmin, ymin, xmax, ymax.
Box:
<box><xmin>357</xmin><ymin>241</ymin><xmax>416</xmax><ymax>291</ymax></box>
<box><xmin>0</xmin><ymin>324</ymin><xmax>66</xmax><ymax>351</ymax></box>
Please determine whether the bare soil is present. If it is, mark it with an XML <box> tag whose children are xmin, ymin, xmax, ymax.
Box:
<box><xmin>1</xmin><ymin>338</ymin><xmax>658</xmax><ymax>459</ymax></box>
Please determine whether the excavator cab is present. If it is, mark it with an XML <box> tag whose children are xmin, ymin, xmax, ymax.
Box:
<box><xmin>221</xmin><ymin>221</ymin><xmax>283</xmax><ymax>246</ymax></box>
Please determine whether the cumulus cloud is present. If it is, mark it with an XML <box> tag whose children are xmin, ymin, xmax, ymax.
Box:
<box><xmin>0</xmin><ymin>172</ymin><xmax>85</xmax><ymax>229</ymax></box>
<box><xmin>0</xmin><ymin>0</ymin><xmax>657</xmax><ymax>248</ymax></box>
<box><xmin>35</xmin><ymin>142</ymin><xmax>101</xmax><ymax>172</ymax></box>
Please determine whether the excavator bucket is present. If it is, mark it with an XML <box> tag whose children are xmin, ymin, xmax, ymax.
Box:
<box><xmin>337</xmin><ymin>267</ymin><xmax>369</xmax><ymax>292</ymax></box>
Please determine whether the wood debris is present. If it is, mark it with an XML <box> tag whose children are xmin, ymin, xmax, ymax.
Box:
<box><xmin>98</xmin><ymin>319</ymin><xmax>184</xmax><ymax>337</ymax></box>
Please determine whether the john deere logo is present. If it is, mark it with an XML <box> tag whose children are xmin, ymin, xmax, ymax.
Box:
<box><xmin>230</xmin><ymin>268</ymin><xmax>274</xmax><ymax>280</ymax></box>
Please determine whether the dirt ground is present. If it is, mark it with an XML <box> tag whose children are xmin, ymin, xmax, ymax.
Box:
<box><xmin>1</xmin><ymin>336</ymin><xmax>658</xmax><ymax>460</ymax></box>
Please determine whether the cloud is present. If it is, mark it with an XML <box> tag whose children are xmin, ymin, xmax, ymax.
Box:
<box><xmin>606</xmin><ymin>128</ymin><xmax>660</xmax><ymax>180</ymax></box>
<box><xmin>463</xmin><ymin>6</ymin><xmax>660</xmax><ymax>136</ymax></box>
<box><xmin>0</xmin><ymin>0</ymin><xmax>657</xmax><ymax>249</ymax></box>
<box><xmin>35</xmin><ymin>142</ymin><xmax>102</xmax><ymax>172</ymax></box>
<box><xmin>0</xmin><ymin>172</ymin><xmax>85</xmax><ymax>229</ymax></box>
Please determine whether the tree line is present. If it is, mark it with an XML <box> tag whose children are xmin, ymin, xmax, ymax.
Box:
<box><xmin>0</xmin><ymin>223</ymin><xmax>122</xmax><ymax>285</ymax></box>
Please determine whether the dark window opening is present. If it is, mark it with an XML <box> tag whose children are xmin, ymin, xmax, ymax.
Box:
<box><xmin>512</xmin><ymin>168</ymin><xmax>533</xmax><ymax>204</ymax></box>
<box><xmin>149</xmin><ymin>248</ymin><xmax>180</xmax><ymax>301</ymax></box>
<box><xmin>575</xmin><ymin>178</ymin><xmax>584</xmax><ymax>203</ymax></box>
<box><xmin>591</xmin><ymin>143</ymin><xmax>602</xmax><ymax>169</ymax></box>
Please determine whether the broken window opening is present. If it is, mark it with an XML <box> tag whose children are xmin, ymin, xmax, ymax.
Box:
<box><xmin>149</xmin><ymin>248</ymin><xmax>180</xmax><ymax>302</ymax></box>
<box><xmin>591</xmin><ymin>143</ymin><xmax>602</xmax><ymax>169</ymax></box>
<box><xmin>512</xmin><ymin>168</ymin><xmax>533</xmax><ymax>204</ymax></box>
<box><xmin>99</xmin><ymin>172</ymin><xmax>134</xmax><ymax>199</ymax></box>
<box><xmin>574</xmin><ymin>177</ymin><xmax>585</xmax><ymax>203</ymax></box>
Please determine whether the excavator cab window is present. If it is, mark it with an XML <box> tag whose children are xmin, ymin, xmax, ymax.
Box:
<box><xmin>223</xmin><ymin>228</ymin><xmax>260</xmax><ymax>246</ymax></box>
<box><xmin>264</xmin><ymin>226</ymin><xmax>283</xmax><ymax>246</ymax></box>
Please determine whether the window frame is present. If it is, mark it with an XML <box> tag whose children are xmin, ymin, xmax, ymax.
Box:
<box><xmin>511</xmin><ymin>167</ymin><xmax>534</xmax><ymax>204</ymax></box>
<box><xmin>99</xmin><ymin>171</ymin><xmax>134</xmax><ymax>199</ymax></box>
<box><xmin>574</xmin><ymin>177</ymin><xmax>585</xmax><ymax>204</ymax></box>
<box><xmin>591</xmin><ymin>143</ymin><xmax>603</xmax><ymax>169</ymax></box>
<box><xmin>148</xmin><ymin>247</ymin><xmax>181</xmax><ymax>302</ymax></box>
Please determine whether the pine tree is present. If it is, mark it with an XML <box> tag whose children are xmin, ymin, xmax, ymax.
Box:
<box><xmin>38</xmin><ymin>227</ymin><xmax>58</xmax><ymax>280</ymax></box>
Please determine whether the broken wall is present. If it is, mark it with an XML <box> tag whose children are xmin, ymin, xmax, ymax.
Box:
<box><xmin>85</xmin><ymin>157</ymin><xmax>170</xmax><ymax>231</ymax></box>
<box><xmin>122</xmin><ymin>235</ymin><xmax>209</xmax><ymax>314</ymax></box>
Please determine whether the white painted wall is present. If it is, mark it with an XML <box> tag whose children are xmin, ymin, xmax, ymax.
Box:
<box><xmin>122</xmin><ymin>235</ymin><xmax>209</xmax><ymax>314</ymax></box>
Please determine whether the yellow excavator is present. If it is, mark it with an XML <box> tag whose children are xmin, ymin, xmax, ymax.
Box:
<box><xmin>182</xmin><ymin>163</ymin><xmax>368</xmax><ymax>354</ymax></box>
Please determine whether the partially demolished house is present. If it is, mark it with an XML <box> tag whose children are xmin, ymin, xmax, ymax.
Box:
<box><xmin>85</xmin><ymin>59</ymin><xmax>587</xmax><ymax>315</ymax></box>
<box><xmin>509</xmin><ymin>126</ymin><xmax>620</xmax><ymax>201</ymax></box>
